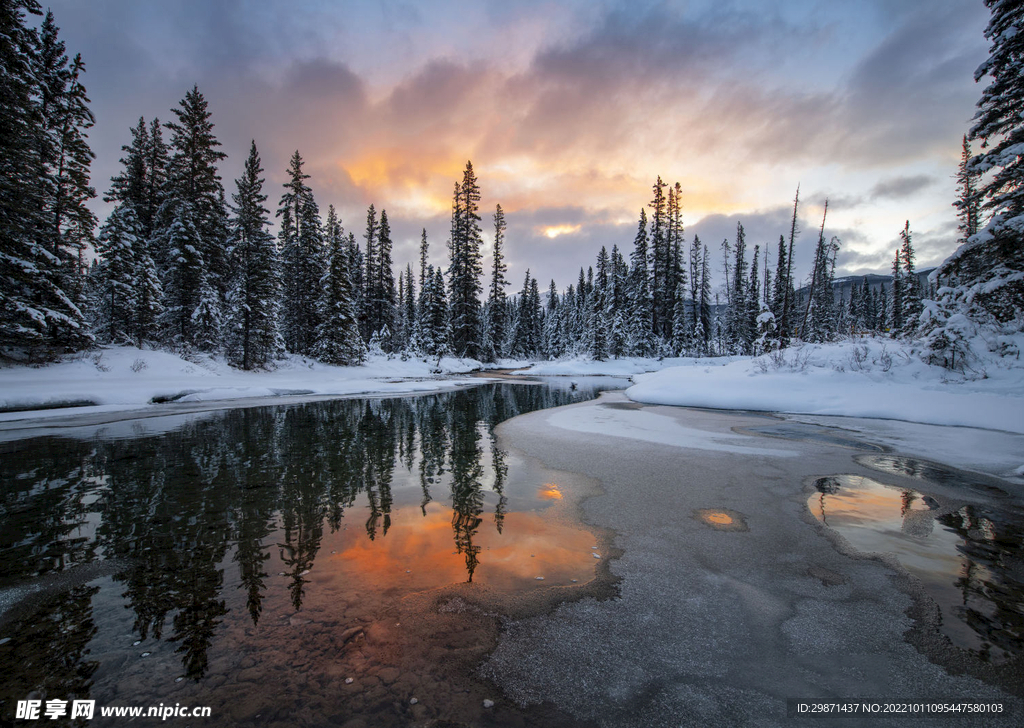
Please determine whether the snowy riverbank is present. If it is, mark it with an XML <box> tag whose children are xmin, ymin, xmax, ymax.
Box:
<box><xmin>3</xmin><ymin>337</ymin><xmax>1021</xmax><ymax>437</ymax></box>
<box><xmin>625</xmin><ymin>337</ymin><xmax>1024</xmax><ymax>435</ymax></box>
<box><xmin>0</xmin><ymin>346</ymin><xmax>493</xmax><ymax>423</ymax></box>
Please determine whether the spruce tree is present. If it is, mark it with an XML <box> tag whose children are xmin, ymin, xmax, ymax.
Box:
<box><xmin>727</xmin><ymin>223</ymin><xmax>748</xmax><ymax>353</ymax></box>
<box><xmin>277</xmin><ymin>150</ymin><xmax>323</xmax><ymax>355</ymax></box>
<box><xmin>361</xmin><ymin>203</ymin><xmax>378</xmax><ymax>341</ymax></box>
<box><xmin>225</xmin><ymin>141</ymin><xmax>283</xmax><ymax>370</ymax></box>
<box><xmin>36</xmin><ymin>11</ymin><xmax>96</xmax><ymax>324</ymax></box>
<box><xmin>159</xmin><ymin>203</ymin><xmax>209</xmax><ymax>350</ymax></box>
<box><xmin>0</xmin><ymin>2</ymin><xmax>94</xmax><ymax>357</ymax></box>
<box><xmin>889</xmin><ymin>248</ymin><xmax>904</xmax><ymax>336</ymax></box>
<box><xmin>953</xmin><ymin>134</ymin><xmax>982</xmax><ymax>244</ymax></box>
<box><xmin>927</xmin><ymin>0</ymin><xmax>1024</xmax><ymax>353</ymax></box>
<box><xmin>372</xmin><ymin>208</ymin><xmax>396</xmax><ymax>347</ymax></box>
<box><xmin>315</xmin><ymin>204</ymin><xmax>364</xmax><ymax>366</ymax></box>
<box><xmin>447</xmin><ymin>161</ymin><xmax>484</xmax><ymax>358</ymax></box>
<box><xmin>649</xmin><ymin>176</ymin><xmax>668</xmax><ymax>338</ymax></box>
<box><xmin>161</xmin><ymin>86</ymin><xmax>229</xmax><ymax>303</ymax></box>
<box><xmin>94</xmin><ymin>203</ymin><xmax>142</xmax><ymax>344</ymax></box>
<box><xmin>627</xmin><ymin>209</ymin><xmax>655</xmax><ymax>356</ymax></box>
<box><xmin>487</xmin><ymin>203</ymin><xmax>509</xmax><ymax>361</ymax></box>
<box><xmin>899</xmin><ymin>221</ymin><xmax>922</xmax><ymax>335</ymax></box>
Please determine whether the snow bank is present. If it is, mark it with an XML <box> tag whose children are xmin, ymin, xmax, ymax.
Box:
<box><xmin>515</xmin><ymin>355</ymin><xmax>736</xmax><ymax>378</ymax></box>
<box><xmin>0</xmin><ymin>347</ymin><xmax>488</xmax><ymax>421</ymax></box>
<box><xmin>626</xmin><ymin>339</ymin><xmax>1024</xmax><ymax>434</ymax></box>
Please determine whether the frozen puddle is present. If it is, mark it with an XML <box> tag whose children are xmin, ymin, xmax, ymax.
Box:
<box><xmin>809</xmin><ymin>474</ymin><xmax>1024</xmax><ymax>661</ymax></box>
<box><xmin>547</xmin><ymin>406</ymin><xmax>798</xmax><ymax>457</ymax></box>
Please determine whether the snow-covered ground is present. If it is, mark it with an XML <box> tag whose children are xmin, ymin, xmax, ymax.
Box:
<box><xmin>626</xmin><ymin>337</ymin><xmax>1024</xmax><ymax>434</ymax></box>
<box><xmin>0</xmin><ymin>346</ymin><xmax>492</xmax><ymax>423</ymax></box>
<box><xmin>3</xmin><ymin>337</ymin><xmax>1021</xmax><ymax>442</ymax></box>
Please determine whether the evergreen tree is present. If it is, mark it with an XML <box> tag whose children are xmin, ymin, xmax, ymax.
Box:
<box><xmin>889</xmin><ymin>248</ymin><xmax>904</xmax><ymax>335</ymax></box>
<box><xmin>159</xmin><ymin>203</ymin><xmax>209</xmax><ymax>350</ymax></box>
<box><xmin>689</xmin><ymin>234</ymin><xmax>703</xmax><ymax>336</ymax></box>
<box><xmin>372</xmin><ymin>208</ymin><xmax>396</xmax><ymax>347</ymax></box>
<box><xmin>487</xmin><ymin>203</ymin><xmax>509</xmax><ymax>361</ymax></box>
<box><xmin>417</xmin><ymin>266</ymin><xmax>449</xmax><ymax>357</ymax></box>
<box><xmin>419</xmin><ymin>228</ymin><xmax>429</xmax><ymax>289</ymax></box>
<box><xmin>670</xmin><ymin>280</ymin><xmax>690</xmax><ymax>355</ymax></box>
<box><xmin>0</xmin><ymin>1</ymin><xmax>94</xmax><ymax>357</ymax></box>
<box><xmin>627</xmin><ymin>209</ymin><xmax>655</xmax><ymax>356</ymax></box>
<box><xmin>225</xmin><ymin>141</ymin><xmax>283</xmax><ymax>370</ymax></box>
<box><xmin>727</xmin><ymin>223</ymin><xmax>748</xmax><ymax>352</ymax></box>
<box><xmin>361</xmin><ymin>203</ymin><xmax>378</xmax><ymax>341</ymax></box>
<box><xmin>746</xmin><ymin>244</ymin><xmax>761</xmax><ymax>349</ymax></box>
<box><xmin>277</xmin><ymin>150</ymin><xmax>323</xmax><ymax>355</ymax></box>
<box><xmin>698</xmin><ymin>243</ymin><xmax>713</xmax><ymax>354</ymax></box>
<box><xmin>899</xmin><ymin>221</ymin><xmax>922</xmax><ymax>335</ymax></box>
<box><xmin>926</xmin><ymin>0</ymin><xmax>1024</xmax><ymax>360</ymax></box>
<box><xmin>161</xmin><ymin>86</ymin><xmax>229</xmax><ymax>304</ymax></box>
<box><xmin>953</xmin><ymin>134</ymin><xmax>982</xmax><ymax>244</ymax></box>
<box><xmin>314</xmin><ymin>204</ymin><xmax>363</xmax><ymax>366</ymax></box>
<box><xmin>94</xmin><ymin>202</ymin><xmax>142</xmax><ymax>344</ymax></box>
<box><xmin>649</xmin><ymin>176</ymin><xmax>668</xmax><ymax>338</ymax></box>
<box><xmin>447</xmin><ymin>161</ymin><xmax>484</xmax><ymax>358</ymax></box>
<box><xmin>36</xmin><ymin>11</ymin><xmax>96</xmax><ymax>328</ymax></box>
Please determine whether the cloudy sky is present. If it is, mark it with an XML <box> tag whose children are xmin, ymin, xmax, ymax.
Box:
<box><xmin>45</xmin><ymin>0</ymin><xmax>990</xmax><ymax>291</ymax></box>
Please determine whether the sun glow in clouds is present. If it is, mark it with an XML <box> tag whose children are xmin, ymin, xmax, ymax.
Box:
<box><xmin>541</xmin><ymin>224</ymin><xmax>582</xmax><ymax>239</ymax></box>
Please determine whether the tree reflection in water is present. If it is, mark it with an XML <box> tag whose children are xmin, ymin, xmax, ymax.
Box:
<box><xmin>0</xmin><ymin>380</ymin><xmax>612</xmax><ymax>704</ymax></box>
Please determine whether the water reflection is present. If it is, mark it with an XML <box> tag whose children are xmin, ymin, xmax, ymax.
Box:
<box><xmin>810</xmin><ymin>474</ymin><xmax>1024</xmax><ymax>661</ymax></box>
<box><xmin>0</xmin><ymin>380</ymin><xmax>617</xmax><ymax>716</ymax></box>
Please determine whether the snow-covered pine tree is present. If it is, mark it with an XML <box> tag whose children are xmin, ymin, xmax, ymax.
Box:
<box><xmin>314</xmin><ymin>204</ymin><xmax>363</xmax><ymax>366</ymax></box>
<box><xmin>698</xmin><ymin>242</ymin><xmax>713</xmax><ymax>355</ymax></box>
<box><xmin>486</xmin><ymin>203</ymin><xmax>509</xmax><ymax>362</ymax></box>
<box><xmin>746</xmin><ymin>244</ymin><xmax>761</xmax><ymax>350</ymax></box>
<box><xmin>924</xmin><ymin>0</ymin><xmax>1024</xmax><ymax>366</ymax></box>
<box><xmin>627</xmin><ymin>209</ymin><xmax>655</xmax><ymax>356</ymax></box>
<box><xmin>161</xmin><ymin>86</ymin><xmax>229</xmax><ymax>306</ymax></box>
<box><xmin>159</xmin><ymin>203</ymin><xmax>209</xmax><ymax>350</ymax></box>
<box><xmin>670</xmin><ymin>280</ymin><xmax>690</xmax><ymax>355</ymax></box>
<box><xmin>225</xmin><ymin>140</ymin><xmax>283</xmax><ymax>370</ymax></box>
<box><xmin>953</xmin><ymin>134</ymin><xmax>982</xmax><ymax>245</ymax></box>
<box><xmin>448</xmin><ymin>162</ymin><xmax>484</xmax><ymax>359</ymax></box>
<box><xmin>418</xmin><ymin>228</ymin><xmax>429</xmax><ymax>289</ymax></box>
<box><xmin>277</xmin><ymin>151</ymin><xmax>323</xmax><ymax>355</ymax></box>
<box><xmin>649</xmin><ymin>177</ymin><xmax>668</xmax><ymax>339</ymax></box>
<box><xmin>0</xmin><ymin>3</ymin><xmax>95</xmax><ymax>358</ymax></box>
<box><xmin>402</xmin><ymin>262</ymin><xmax>416</xmax><ymax>353</ymax></box>
<box><xmin>727</xmin><ymin>223</ymin><xmax>748</xmax><ymax>353</ymax></box>
<box><xmin>608</xmin><ymin>244</ymin><xmax>628</xmax><ymax>357</ymax></box>
<box><xmin>94</xmin><ymin>203</ymin><xmax>142</xmax><ymax>344</ymax></box>
<box><xmin>592</xmin><ymin>246</ymin><xmax>610</xmax><ymax>360</ymax></box>
<box><xmin>889</xmin><ymin>248</ymin><xmax>904</xmax><ymax>336</ymax></box>
<box><xmin>418</xmin><ymin>266</ymin><xmax>449</xmax><ymax>358</ymax></box>
<box><xmin>542</xmin><ymin>279</ymin><xmax>561</xmax><ymax>359</ymax></box>
<box><xmin>899</xmin><ymin>221</ymin><xmax>922</xmax><ymax>336</ymax></box>
<box><xmin>36</xmin><ymin>11</ymin><xmax>96</xmax><ymax>345</ymax></box>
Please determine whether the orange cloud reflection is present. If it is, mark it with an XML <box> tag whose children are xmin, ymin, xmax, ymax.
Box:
<box><xmin>537</xmin><ymin>483</ymin><xmax>563</xmax><ymax>500</ymax></box>
<box><xmin>323</xmin><ymin>501</ymin><xmax>595</xmax><ymax>592</ymax></box>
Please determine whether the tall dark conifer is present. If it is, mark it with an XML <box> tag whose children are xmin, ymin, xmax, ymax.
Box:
<box><xmin>226</xmin><ymin>141</ymin><xmax>282</xmax><ymax>369</ymax></box>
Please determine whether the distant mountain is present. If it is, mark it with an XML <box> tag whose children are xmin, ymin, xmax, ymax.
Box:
<box><xmin>797</xmin><ymin>267</ymin><xmax>937</xmax><ymax>301</ymax></box>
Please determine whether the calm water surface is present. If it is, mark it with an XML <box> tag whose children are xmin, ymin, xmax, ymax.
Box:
<box><xmin>810</xmin><ymin>472</ymin><xmax>1024</xmax><ymax>662</ymax></box>
<box><xmin>0</xmin><ymin>379</ymin><xmax>623</xmax><ymax>726</ymax></box>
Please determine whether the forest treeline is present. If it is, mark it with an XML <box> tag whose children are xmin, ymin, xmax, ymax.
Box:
<box><xmin>2</xmin><ymin>0</ymin><xmax>1020</xmax><ymax>370</ymax></box>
